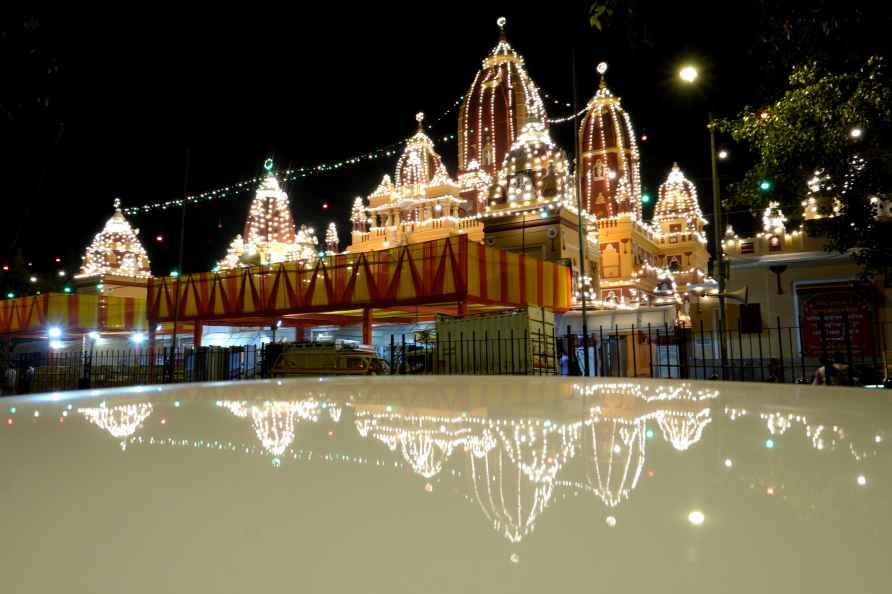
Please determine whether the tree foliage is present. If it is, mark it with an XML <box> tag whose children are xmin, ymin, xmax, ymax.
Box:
<box><xmin>717</xmin><ymin>57</ymin><xmax>892</xmax><ymax>278</ymax></box>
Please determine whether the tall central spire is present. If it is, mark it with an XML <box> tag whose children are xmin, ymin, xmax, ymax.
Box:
<box><xmin>458</xmin><ymin>18</ymin><xmax>547</xmax><ymax>179</ymax></box>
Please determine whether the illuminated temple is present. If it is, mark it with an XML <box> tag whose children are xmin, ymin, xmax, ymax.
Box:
<box><xmin>346</xmin><ymin>19</ymin><xmax>713</xmax><ymax>325</ymax></box>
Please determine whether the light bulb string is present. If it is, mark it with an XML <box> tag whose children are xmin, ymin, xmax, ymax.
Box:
<box><xmin>121</xmin><ymin>94</ymin><xmax>465</xmax><ymax>216</ymax></box>
<box><xmin>121</xmin><ymin>84</ymin><xmax>592</xmax><ymax>217</ymax></box>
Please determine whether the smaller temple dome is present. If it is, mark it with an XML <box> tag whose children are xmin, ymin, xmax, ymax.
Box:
<box><xmin>489</xmin><ymin>121</ymin><xmax>573</xmax><ymax>208</ymax></box>
<box><xmin>654</xmin><ymin>164</ymin><xmax>704</xmax><ymax>227</ymax></box>
<box><xmin>75</xmin><ymin>199</ymin><xmax>152</xmax><ymax>279</ymax></box>
<box><xmin>394</xmin><ymin>113</ymin><xmax>452</xmax><ymax>192</ymax></box>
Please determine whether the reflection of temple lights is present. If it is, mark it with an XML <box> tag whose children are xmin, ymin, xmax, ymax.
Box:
<box><xmin>573</xmin><ymin>382</ymin><xmax>719</xmax><ymax>403</ymax></box>
<box><xmin>765</xmin><ymin>439</ymin><xmax>775</xmax><ymax>449</ymax></box>
<box><xmin>78</xmin><ymin>401</ymin><xmax>153</xmax><ymax>439</ymax></box>
<box><xmin>468</xmin><ymin>442</ymin><xmax>553</xmax><ymax>544</ymax></box>
<box><xmin>724</xmin><ymin>458</ymin><xmax>733</xmax><ymax>468</ymax></box>
<box><xmin>857</xmin><ymin>475</ymin><xmax>867</xmax><ymax>487</ymax></box>
<box><xmin>657</xmin><ymin>408</ymin><xmax>712</xmax><ymax>451</ymax></box>
<box><xmin>606</xmin><ymin>516</ymin><xmax>617</xmax><ymax>527</ymax></box>
<box><xmin>355</xmin><ymin>412</ymin><xmax>470</xmax><ymax>479</ymax></box>
<box><xmin>806</xmin><ymin>425</ymin><xmax>845</xmax><ymax>452</ymax></box>
<box><xmin>688</xmin><ymin>510</ymin><xmax>705</xmax><ymax>525</ymax></box>
<box><xmin>761</xmin><ymin>411</ymin><xmax>808</xmax><ymax>436</ymax></box>
<box><xmin>586</xmin><ymin>414</ymin><xmax>646</xmax><ymax>508</ymax></box>
<box><xmin>220</xmin><ymin>399</ymin><xmax>321</xmax><ymax>456</ymax></box>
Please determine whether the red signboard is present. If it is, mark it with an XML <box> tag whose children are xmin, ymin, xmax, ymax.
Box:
<box><xmin>797</xmin><ymin>283</ymin><xmax>876</xmax><ymax>357</ymax></box>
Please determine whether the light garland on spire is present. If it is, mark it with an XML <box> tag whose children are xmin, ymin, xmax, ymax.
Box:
<box><xmin>762</xmin><ymin>201</ymin><xmax>787</xmax><ymax>234</ymax></box>
<box><xmin>324</xmin><ymin>222</ymin><xmax>339</xmax><ymax>254</ymax></box>
<box><xmin>458</xmin><ymin>17</ymin><xmax>548</xmax><ymax>180</ymax></box>
<box><xmin>578</xmin><ymin>62</ymin><xmax>642</xmax><ymax>220</ymax></box>
<box><xmin>218</xmin><ymin>160</ymin><xmax>316</xmax><ymax>269</ymax></box>
<box><xmin>75</xmin><ymin>199</ymin><xmax>152</xmax><ymax>280</ymax></box>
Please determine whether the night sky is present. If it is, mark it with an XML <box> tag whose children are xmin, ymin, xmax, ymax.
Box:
<box><xmin>3</xmin><ymin>4</ymin><xmax>783</xmax><ymax>282</ymax></box>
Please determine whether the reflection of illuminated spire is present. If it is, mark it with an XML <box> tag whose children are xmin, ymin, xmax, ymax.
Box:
<box><xmin>221</xmin><ymin>400</ymin><xmax>321</xmax><ymax>456</ymax></box>
<box><xmin>326</xmin><ymin>403</ymin><xmax>343</xmax><ymax>424</ymax></box>
<box><xmin>78</xmin><ymin>401</ymin><xmax>153</xmax><ymax>439</ymax></box>
<box><xmin>218</xmin><ymin>400</ymin><xmax>249</xmax><ymax>418</ymax></box>
<box><xmin>760</xmin><ymin>411</ymin><xmax>808</xmax><ymax>436</ymax></box>
<box><xmin>491</xmin><ymin>420</ymin><xmax>581</xmax><ymax>484</ymax></box>
<box><xmin>806</xmin><ymin>424</ymin><xmax>845</xmax><ymax>452</ymax></box>
<box><xmin>586</xmin><ymin>413</ymin><xmax>646</xmax><ymax>508</ymax></box>
<box><xmin>355</xmin><ymin>411</ymin><xmax>471</xmax><ymax>479</ymax></box>
<box><xmin>467</xmin><ymin>439</ymin><xmax>553</xmax><ymax>544</ymax></box>
<box><xmin>656</xmin><ymin>408</ymin><xmax>712</xmax><ymax>451</ymax></box>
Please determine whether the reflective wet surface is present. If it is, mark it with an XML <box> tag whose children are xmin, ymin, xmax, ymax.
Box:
<box><xmin>2</xmin><ymin>377</ymin><xmax>891</xmax><ymax>593</ymax></box>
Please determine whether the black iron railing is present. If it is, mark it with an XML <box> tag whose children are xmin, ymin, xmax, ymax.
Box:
<box><xmin>2</xmin><ymin>317</ymin><xmax>889</xmax><ymax>395</ymax></box>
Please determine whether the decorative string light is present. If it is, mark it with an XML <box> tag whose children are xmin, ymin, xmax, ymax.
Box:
<box><xmin>120</xmin><ymin>97</ymin><xmax>464</xmax><ymax>216</ymax></box>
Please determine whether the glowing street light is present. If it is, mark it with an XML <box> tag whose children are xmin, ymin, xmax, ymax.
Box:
<box><xmin>130</xmin><ymin>332</ymin><xmax>146</xmax><ymax>345</ymax></box>
<box><xmin>679</xmin><ymin>65</ymin><xmax>699</xmax><ymax>83</ymax></box>
<box><xmin>678</xmin><ymin>62</ymin><xmax>729</xmax><ymax>377</ymax></box>
<box><xmin>850</xmin><ymin>127</ymin><xmax>863</xmax><ymax>139</ymax></box>
<box><xmin>718</xmin><ymin>149</ymin><xmax>729</xmax><ymax>160</ymax></box>
<box><xmin>48</xmin><ymin>326</ymin><xmax>63</xmax><ymax>339</ymax></box>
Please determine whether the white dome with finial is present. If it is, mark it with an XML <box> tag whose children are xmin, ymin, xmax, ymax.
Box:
<box><xmin>75</xmin><ymin>199</ymin><xmax>152</xmax><ymax>279</ymax></box>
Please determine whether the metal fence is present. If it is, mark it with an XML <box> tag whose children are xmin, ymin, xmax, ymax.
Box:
<box><xmin>2</xmin><ymin>318</ymin><xmax>890</xmax><ymax>395</ymax></box>
<box><xmin>1</xmin><ymin>345</ymin><xmax>264</xmax><ymax>395</ymax></box>
<box><xmin>381</xmin><ymin>317</ymin><xmax>890</xmax><ymax>385</ymax></box>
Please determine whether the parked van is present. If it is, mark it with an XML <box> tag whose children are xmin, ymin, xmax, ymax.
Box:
<box><xmin>266</xmin><ymin>341</ymin><xmax>389</xmax><ymax>376</ymax></box>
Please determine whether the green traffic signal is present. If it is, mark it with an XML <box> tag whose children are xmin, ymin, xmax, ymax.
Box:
<box><xmin>642</xmin><ymin>193</ymin><xmax>652</xmax><ymax>204</ymax></box>
<box><xmin>759</xmin><ymin>180</ymin><xmax>773</xmax><ymax>191</ymax></box>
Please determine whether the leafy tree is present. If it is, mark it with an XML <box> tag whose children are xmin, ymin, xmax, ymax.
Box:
<box><xmin>717</xmin><ymin>57</ymin><xmax>892</xmax><ymax>278</ymax></box>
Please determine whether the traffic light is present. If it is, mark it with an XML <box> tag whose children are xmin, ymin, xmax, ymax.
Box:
<box><xmin>759</xmin><ymin>180</ymin><xmax>773</xmax><ymax>192</ymax></box>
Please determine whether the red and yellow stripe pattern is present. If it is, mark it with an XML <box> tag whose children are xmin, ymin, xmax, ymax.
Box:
<box><xmin>147</xmin><ymin>236</ymin><xmax>571</xmax><ymax>323</ymax></box>
<box><xmin>0</xmin><ymin>294</ymin><xmax>146</xmax><ymax>335</ymax></box>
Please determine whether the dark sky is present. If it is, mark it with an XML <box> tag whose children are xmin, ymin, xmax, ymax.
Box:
<box><xmin>3</xmin><ymin>4</ymin><xmax>772</xmax><ymax>279</ymax></box>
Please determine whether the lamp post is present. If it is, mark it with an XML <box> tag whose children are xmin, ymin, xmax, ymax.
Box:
<box><xmin>679</xmin><ymin>65</ymin><xmax>729</xmax><ymax>379</ymax></box>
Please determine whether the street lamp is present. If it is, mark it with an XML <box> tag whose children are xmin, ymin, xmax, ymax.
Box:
<box><xmin>679</xmin><ymin>65</ymin><xmax>699</xmax><ymax>83</ymax></box>
<box><xmin>680</xmin><ymin>64</ymin><xmax>729</xmax><ymax>379</ymax></box>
